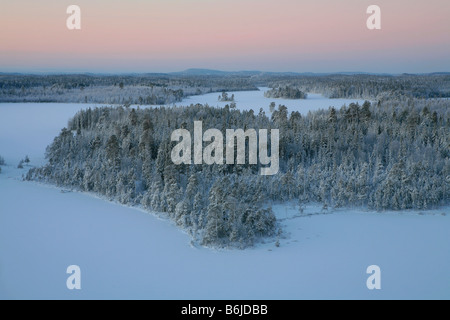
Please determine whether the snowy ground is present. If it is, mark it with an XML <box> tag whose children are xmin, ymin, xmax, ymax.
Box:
<box><xmin>0</xmin><ymin>98</ymin><xmax>449</xmax><ymax>299</ymax></box>
<box><xmin>180</xmin><ymin>87</ymin><xmax>367</xmax><ymax>115</ymax></box>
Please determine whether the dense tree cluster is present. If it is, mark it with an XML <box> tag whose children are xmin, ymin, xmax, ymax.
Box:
<box><xmin>27</xmin><ymin>105</ymin><xmax>277</xmax><ymax>248</ymax></box>
<box><xmin>218</xmin><ymin>92</ymin><xmax>235</xmax><ymax>102</ymax></box>
<box><xmin>264</xmin><ymin>74</ymin><xmax>450</xmax><ymax>99</ymax></box>
<box><xmin>27</xmin><ymin>96</ymin><xmax>449</xmax><ymax>246</ymax></box>
<box><xmin>264</xmin><ymin>86</ymin><xmax>307</xmax><ymax>99</ymax></box>
<box><xmin>3</xmin><ymin>73</ymin><xmax>449</xmax><ymax>104</ymax></box>
<box><xmin>0</xmin><ymin>74</ymin><xmax>257</xmax><ymax>104</ymax></box>
<box><xmin>272</xmin><ymin>98</ymin><xmax>450</xmax><ymax>211</ymax></box>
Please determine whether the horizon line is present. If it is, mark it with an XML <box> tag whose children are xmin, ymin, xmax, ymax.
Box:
<box><xmin>1</xmin><ymin>69</ymin><xmax>450</xmax><ymax>77</ymax></box>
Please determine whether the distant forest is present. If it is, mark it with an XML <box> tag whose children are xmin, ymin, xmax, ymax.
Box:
<box><xmin>264</xmin><ymin>86</ymin><xmax>307</xmax><ymax>99</ymax></box>
<box><xmin>0</xmin><ymin>74</ymin><xmax>257</xmax><ymax>105</ymax></box>
<box><xmin>262</xmin><ymin>73</ymin><xmax>450</xmax><ymax>99</ymax></box>
<box><xmin>1</xmin><ymin>73</ymin><xmax>450</xmax><ymax>104</ymax></box>
<box><xmin>27</xmin><ymin>95</ymin><xmax>450</xmax><ymax>247</ymax></box>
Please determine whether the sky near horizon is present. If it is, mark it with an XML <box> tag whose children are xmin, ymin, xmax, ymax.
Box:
<box><xmin>0</xmin><ymin>0</ymin><xmax>449</xmax><ymax>73</ymax></box>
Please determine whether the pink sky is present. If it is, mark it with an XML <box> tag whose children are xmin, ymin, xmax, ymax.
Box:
<box><xmin>1</xmin><ymin>0</ymin><xmax>449</xmax><ymax>73</ymax></box>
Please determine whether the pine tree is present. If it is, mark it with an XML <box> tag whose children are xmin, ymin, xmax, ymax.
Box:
<box><xmin>106</xmin><ymin>135</ymin><xmax>121</xmax><ymax>169</ymax></box>
<box><xmin>163</xmin><ymin>164</ymin><xmax>182</xmax><ymax>215</ymax></box>
<box><xmin>193</xmin><ymin>192</ymin><xmax>205</xmax><ymax>229</ymax></box>
<box><xmin>203</xmin><ymin>179</ymin><xmax>228</xmax><ymax>245</ymax></box>
<box><xmin>149</xmin><ymin>174</ymin><xmax>164</xmax><ymax>211</ymax></box>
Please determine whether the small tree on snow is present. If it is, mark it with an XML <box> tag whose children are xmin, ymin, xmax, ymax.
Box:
<box><xmin>269</xmin><ymin>102</ymin><xmax>276</xmax><ymax>113</ymax></box>
<box><xmin>298</xmin><ymin>197</ymin><xmax>305</xmax><ymax>215</ymax></box>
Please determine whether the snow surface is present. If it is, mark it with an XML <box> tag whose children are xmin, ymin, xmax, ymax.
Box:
<box><xmin>180</xmin><ymin>87</ymin><xmax>367</xmax><ymax>115</ymax></box>
<box><xmin>0</xmin><ymin>103</ymin><xmax>93</xmax><ymax>165</ymax></box>
<box><xmin>0</xmin><ymin>99</ymin><xmax>449</xmax><ymax>299</ymax></box>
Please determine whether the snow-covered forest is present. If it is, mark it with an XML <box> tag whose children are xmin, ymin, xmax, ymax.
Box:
<box><xmin>264</xmin><ymin>73</ymin><xmax>450</xmax><ymax>99</ymax></box>
<box><xmin>2</xmin><ymin>73</ymin><xmax>450</xmax><ymax>105</ymax></box>
<box><xmin>27</xmin><ymin>93</ymin><xmax>450</xmax><ymax>247</ymax></box>
<box><xmin>0</xmin><ymin>73</ymin><xmax>258</xmax><ymax>104</ymax></box>
<box><xmin>264</xmin><ymin>86</ymin><xmax>307</xmax><ymax>99</ymax></box>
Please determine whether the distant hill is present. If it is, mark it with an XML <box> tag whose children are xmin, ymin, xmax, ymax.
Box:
<box><xmin>170</xmin><ymin>69</ymin><xmax>265</xmax><ymax>76</ymax></box>
<box><xmin>171</xmin><ymin>69</ymin><xmax>231</xmax><ymax>76</ymax></box>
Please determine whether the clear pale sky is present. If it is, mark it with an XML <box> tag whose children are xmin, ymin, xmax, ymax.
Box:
<box><xmin>1</xmin><ymin>0</ymin><xmax>449</xmax><ymax>73</ymax></box>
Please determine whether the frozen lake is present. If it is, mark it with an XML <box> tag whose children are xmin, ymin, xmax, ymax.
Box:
<box><xmin>180</xmin><ymin>87</ymin><xmax>367</xmax><ymax>115</ymax></box>
<box><xmin>0</xmin><ymin>95</ymin><xmax>449</xmax><ymax>300</ymax></box>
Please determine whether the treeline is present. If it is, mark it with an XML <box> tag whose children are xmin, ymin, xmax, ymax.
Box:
<box><xmin>3</xmin><ymin>73</ymin><xmax>450</xmax><ymax>103</ymax></box>
<box><xmin>264</xmin><ymin>86</ymin><xmax>307</xmax><ymax>99</ymax></box>
<box><xmin>263</xmin><ymin>74</ymin><xmax>450</xmax><ymax>99</ymax></box>
<box><xmin>0</xmin><ymin>74</ymin><xmax>258</xmax><ymax>104</ymax></box>
<box><xmin>27</xmin><ymin>97</ymin><xmax>449</xmax><ymax>246</ymax></box>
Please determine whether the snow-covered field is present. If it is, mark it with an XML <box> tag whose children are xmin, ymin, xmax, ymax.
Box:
<box><xmin>0</xmin><ymin>95</ymin><xmax>449</xmax><ymax>299</ymax></box>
